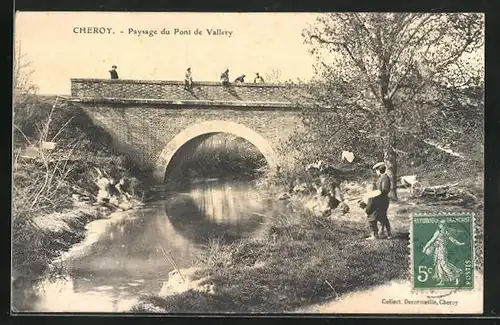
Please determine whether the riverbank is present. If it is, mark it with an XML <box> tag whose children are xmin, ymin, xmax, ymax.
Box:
<box><xmin>132</xmin><ymin>202</ymin><xmax>407</xmax><ymax>312</ymax></box>
<box><xmin>13</xmin><ymin>204</ymin><xmax>148</xmax><ymax>312</ymax></box>
<box><xmin>12</xmin><ymin>108</ymin><xmax>147</xmax><ymax>312</ymax></box>
<box><xmin>11</xmin><ymin>150</ymin><xmax>145</xmax><ymax>311</ymax></box>
<box><xmin>131</xmin><ymin>171</ymin><xmax>483</xmax><ymax>313</ymax></box>
<box><xmin>11</xmin><ymin>197</ymin><xmax>143</xmax><ymax>311</ymax></box>
<box><xmin>12</xmin><ymin>96</ymin><xmax>149</xmax><ymax>275</ymax></box>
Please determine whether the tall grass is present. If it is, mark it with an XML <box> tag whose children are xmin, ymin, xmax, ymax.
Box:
<box><xmin>12</xmin><ymin>105</ymin><xmax>79</xmax><ymax>280</ymax></box>
<box><xmin>196</xmin><ymin>238</ymin><xmax>246</xmax><ymax>269</ymax></box>
<box><xmin>11</xmin><ymin>98</ymin><xmax>144</xmax><ymax>281</ymax></box>
<box><xmin>13</xmin><ymin>105</ymin><xmax>78</xmax><ymax>214</ymax></box>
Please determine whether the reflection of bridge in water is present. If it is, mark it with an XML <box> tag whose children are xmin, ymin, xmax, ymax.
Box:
<box><xmin>69</xmin><ymin>79</ymin><xmax>313</xmax><ymax>185</ymax></box>
<box><xmin>165</xmin><ymin>180</ymin><xmax>267</xmax><ymax>244</ymax></box>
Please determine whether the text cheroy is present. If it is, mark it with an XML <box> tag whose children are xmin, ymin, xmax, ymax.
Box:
<box><xmin>72</xmin><ymin>27</ymin><xmax>233</xmax><ymax>38</ymax></box>
<box><xmin>411</xmin><ymin>213</ymin><xmax>474</xmax><ymax>290</ymax></box>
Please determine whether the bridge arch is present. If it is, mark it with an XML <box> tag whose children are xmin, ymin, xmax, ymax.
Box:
<box><xmin>153</xmin><ymin>120</ymin><xmax>278</xmax><ymax>183</ymax></box>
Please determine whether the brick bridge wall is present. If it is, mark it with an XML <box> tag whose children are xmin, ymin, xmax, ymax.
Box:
<box><xmin>71</xmin><ymin>78</ymin><xmax>310</xmax><ymax>105</ymax></box>
<box><xmin>70</xmin><ymin>79</ymin><xmax>306</xmax><ymax>183</ymax></box>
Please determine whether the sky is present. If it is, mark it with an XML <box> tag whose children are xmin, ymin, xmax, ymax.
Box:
<box><xmin>14</xmin><ymin>12</ymin><xmax>320</xmax><ymax>95</ymax></box>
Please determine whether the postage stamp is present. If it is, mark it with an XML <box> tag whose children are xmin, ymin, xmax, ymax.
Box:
<box><xmin>411</xmin><ymin>213</ymin><xmax>475</xmax><ymax>290</ymax></box>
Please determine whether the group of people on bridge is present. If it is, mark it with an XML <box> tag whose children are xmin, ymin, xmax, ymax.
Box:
<box><xmin>185</xmin><ymin>68</ymin><xmax>265</xmax><ymax>90</ymax></box>
<box><xmin>107</xmin><ymin>65</ymin><xmax>266</xmax><ymax>90</ymax></box>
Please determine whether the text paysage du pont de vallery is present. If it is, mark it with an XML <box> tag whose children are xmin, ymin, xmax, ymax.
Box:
<box><xmin>73</xmin><ymin>26</ymin><xmax>234</xmax><ymax>38</ymax></box>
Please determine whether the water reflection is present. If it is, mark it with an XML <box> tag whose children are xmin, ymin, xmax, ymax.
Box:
<box><xmin>16</xmin><ymin>178</ymin><xmax>271</xmax><ymax>313</ymax></box>
<box><xmin>165</xmin><ymin>179</ymin><xmax>266</xmax><ymax>244</ymax></box>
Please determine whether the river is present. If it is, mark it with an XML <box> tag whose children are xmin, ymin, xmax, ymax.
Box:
<box><xmin>17</xmin><ymin>178</ymin><xmax>274</xmax><ymax>313</ymax></box>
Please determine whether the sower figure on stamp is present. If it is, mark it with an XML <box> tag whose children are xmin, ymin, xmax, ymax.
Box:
<box><xmin>422</xmin><ymin>219</ymin><xmax>465</xmax><ymax>286</ymax></box>
<box><xmin>109</xmin><ymin>65</ymin><xmax>119</xmax><ymax>79</ymax></box>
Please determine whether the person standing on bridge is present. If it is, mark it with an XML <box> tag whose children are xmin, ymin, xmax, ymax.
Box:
<box><xmin>220</xmin><ymin>69</ymin><xmax>230</xmax><ymax>87</ymax></box>
<box><xmin>254</xmin><ymin>72</ymin><xmax>265</xmax><ymax>83</ymax></box>
<box><xmin>109</xmin><ymin>65</ymin><xmax>119</xmax><ymax>79</ymax></box>
<box><xmin>184</xmin><ymin>67</ymin><xmax>193</xmax><ymax>90</ymax></box>
<box><xmin>234</xmin><ymin>74</ymin><xmax>246</xmax><ymax>83</ymax></box>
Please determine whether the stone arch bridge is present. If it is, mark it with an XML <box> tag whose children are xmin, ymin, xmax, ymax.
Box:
<box><xmin>70</xmin><ymin>79</ymin><xmax>313</xmax><ymax>184</ymax></box>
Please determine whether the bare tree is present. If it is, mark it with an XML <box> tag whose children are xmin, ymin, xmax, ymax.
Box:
<box><xmin>13</xmin><ymin>41</ymin><xmax>37</xmax><ymax>100</ymax></box>
<box><xmin>302</xmin><ymin>13</ymin><xmax>484</xmax><ymax>200</ymax></box>
<box><xmin>13</xmin><ymin>41</ymin><xmax>42</xmax><ymax>139</ymax></box>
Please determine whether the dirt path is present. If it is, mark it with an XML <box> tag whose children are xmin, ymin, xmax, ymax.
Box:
<box><xmin>294</xmin><ymin>268</ymin><xmax>483</xmax><ymax>314</ymax></box>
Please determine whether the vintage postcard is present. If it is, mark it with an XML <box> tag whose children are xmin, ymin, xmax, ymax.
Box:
<box><xmin>12</xmin><ymin>12</ymin><xmax>484</xmax><ymax>314</ymax></box>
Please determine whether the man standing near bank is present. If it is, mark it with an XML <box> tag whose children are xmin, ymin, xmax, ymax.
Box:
<box><xmin>361</xmin><ymin>162</ymin><xmax>392</xmax><ymax>240</ymax></box>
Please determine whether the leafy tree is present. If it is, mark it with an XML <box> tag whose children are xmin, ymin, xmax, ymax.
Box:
<box><xmin>301</xmin><ymin>13</ymin><xmax>484</xmax><ymax>200</ymax></box>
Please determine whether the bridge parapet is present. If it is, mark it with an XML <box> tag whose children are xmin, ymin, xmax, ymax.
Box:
<box><xmin>71</xmin><ymin>78</ymin><xmax>313</xmax><ymax>109</ymax></box>
<box><xmin>70</xmin><ymin>78</ymin><xmax>307</xmax><ymax>179</ymax></box>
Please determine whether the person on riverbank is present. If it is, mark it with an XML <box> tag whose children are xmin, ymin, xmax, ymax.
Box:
<box><xmin>96</xmin><ymin>177</ymin><xmax>111</xmax><ymax>204</ymax></box>
<box><xmin>373</xmin><ymin>162</ymin><xmax>391</xmax><ymax>238</ymax></box>
<box><xmin>305</xmin><ymin>161</ymin><xmax>349</xmax><ymax>215</ymax></box>
<box><xmin>106</xmin><ymin>178</ymin><xmax>125</xmax><ymax>207</ymax></box>
<box><xmin>115</xmin><ymin>178</ymin><xmax>127</xmax><ymax>197</ymax></box>
<box><xmin>95</xmin><ymin>177</ymin><xmax>119</xmax><ymax>207</ymax></box>
<box><xmin>360</xmin><ymin>162</ymin><xmax>392</xmax><ymax>240</ymax></box>
<box><xmin>107</xmin><ymin>178</ymin><xmax>120</xmax><ymax>196</ymax></box>
<box><xmin>319</xmin><ymin>174</ymin><xmax>347</xmax><ymax>212</ymax></box>
<box><xmin>115</xmin><ymin>177</ymin><xmax>133</xmax><ymax>201</ymax></box>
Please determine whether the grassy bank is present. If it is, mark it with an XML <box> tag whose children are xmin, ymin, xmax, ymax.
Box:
<box><xmin>132</xmin><ymin>207</ymin><xmax>409</xmax><ymax>313</ymax></box>
<box><xmin>12</xmin><ymin>153</ymin><xmax>142</xmax><ymax>281</ymax></box>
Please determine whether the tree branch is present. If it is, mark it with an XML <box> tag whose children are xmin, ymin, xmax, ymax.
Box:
<box><xmin>310</xmin><ymin>33</ymin><xmax>380</xmax><ymax>100</ymax></box>
<box><xmin>339</xmin><ymin>43</ymin><xmax>380</xmax><ymax>100</ymax></box>
<box><xmin>389</xmin><ymin>14</ymin><xmax>435</xmax><ymax>71</ymax></box>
